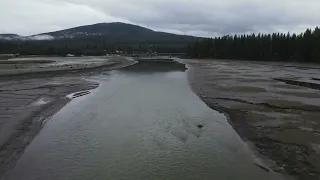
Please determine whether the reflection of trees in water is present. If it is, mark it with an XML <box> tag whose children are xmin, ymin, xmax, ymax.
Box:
<box><xmin>121</xmin><ymin>61</ymin><xmax>186</xmax><ymax>73</ymax></box>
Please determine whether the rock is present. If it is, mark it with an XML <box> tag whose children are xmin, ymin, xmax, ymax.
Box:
<box><xmin>197</xmin><ymin>124</ymin><xmax>204</xmax><ymax>129</ymax></box>
<box><xmin>254</xmin><ymin>163</ymin><xmax>270</xmax><ymax>172</ymax></box>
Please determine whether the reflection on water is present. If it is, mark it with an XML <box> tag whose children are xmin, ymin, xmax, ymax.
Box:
<box><xmin>4</xmin><ymin>61</ymin><xmax>277</xmax><ymax>180</ymax></box>
<box><xmin>122</xmin><ymin>60</ymin><xmax>187</xmax><ymax>73</ymax></box>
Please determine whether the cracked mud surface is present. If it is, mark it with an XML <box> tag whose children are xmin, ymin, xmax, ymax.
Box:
<box><xmin>186</xmin><ymin>59</ymin><xmax>320</xmax><ymax>180</ymax></box>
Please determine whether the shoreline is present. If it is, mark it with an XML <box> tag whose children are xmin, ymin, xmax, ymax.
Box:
<box><xmin>0</xmin><ymin>97</ymin><xmax>71</xmax><ymax>179</ymax></box>
<box><xmin>0</xmin><ymin>79</ymin><xmax>97</xmax><ymax>179</ymax></box>
<box><xmin>2</xmin><ymin>58</ymin><xmax>319</xmax><ymax>179</ymax></box>
<box><xmin>0</xmin><ymin>62</ymin><xmax>118</xmax><ymax>78</ymax></box>
<box><xmin>186</xmin><ymin>64</ymin><xmax>278</xmax><ymax>171</ymax></box>
<box><xmin>186</xmin><ymin>59</ymin><xmax>320</xmax><ymax>180</ymax></box>
<box><xmin>0</xmin><ymin>56</ymin><xmax>136</xmax><ymax>79</ymax></box>
<box><xmin>0</xmin><ymin>57</ymin><xmax>135</xmax><ymax>179</ymax></box>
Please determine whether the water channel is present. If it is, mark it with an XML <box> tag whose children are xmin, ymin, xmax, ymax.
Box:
<box><xmin>4</xmin><ymin>61</ymin><xmax>277</xmax><ymax>180</ymax></box>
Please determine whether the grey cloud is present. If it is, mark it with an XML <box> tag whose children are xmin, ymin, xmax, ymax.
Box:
<box><xmin>1</xmin><ymin>0</ymin><xmax>319</xmax><ymax>37</ymax></box>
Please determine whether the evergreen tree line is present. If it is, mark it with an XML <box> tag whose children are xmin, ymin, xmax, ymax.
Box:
<box><xmin>187</xmin><ymin>27</ymin><xmax>320</xmax><ymax>63</ymax></box>
<box><xmin>0</xmin><ymin>40</ymin><xmax>185</xmax><ymax>56</ymax></box>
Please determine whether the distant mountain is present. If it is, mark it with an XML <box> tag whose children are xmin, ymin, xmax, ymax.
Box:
<box><xmin>0</xmin><ymin>34</ymin><xmax>20</xmax><ymax>40</ymax></box>
<box><xmin>42</xmin><ymin>22</ymin><xmax>154</xmax><ymax>39</ymax></box>
<box><xmin>0</xmin><ymin>22</ymin><xmax>200</xmax><ymax>55</ymax></box>
<box><xmin>0</xmin><ymin>33</ymin><xmax>54</xmax><ymax>41</ymax></box>
<box><xmin>0</xmin><ymin>22</ymin><xmax>199</xmax><ymax>44</ymax></box>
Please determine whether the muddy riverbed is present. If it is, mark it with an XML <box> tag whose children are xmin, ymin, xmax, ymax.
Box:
<box><xmin>1</xmin><ymin>61</ymin><xmax>281</xmax><ymax>180</ymax></box>
<box><xmin>0</xmin><ymin>56</ymin><xmax>134</xmax><ymax>178</ymax></box>
<box><xmin>0</xmin><ymin>56</ymin><xmax>127</xmax><ymax>76</ymax></box>
<box><xmin>2</xmin><ymin>57</ymin><xmax>318</xmax><ymax>180</ymax></box>
<box><xmin>187</xmin><ymin>59</ymin><xmax>320</xmax><ymax>180</ymax></box>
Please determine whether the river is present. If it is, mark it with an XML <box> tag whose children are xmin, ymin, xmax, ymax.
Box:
<box><xmin>4</xmin><ymin>61</ymin><xmax>278</xmax><ymax>180</ymax></box>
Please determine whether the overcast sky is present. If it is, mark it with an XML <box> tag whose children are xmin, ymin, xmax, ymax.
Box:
<box><xmin>1</xmin><ymin>0</ymin><xmax>319</xmax><ymax>37</ymax></box>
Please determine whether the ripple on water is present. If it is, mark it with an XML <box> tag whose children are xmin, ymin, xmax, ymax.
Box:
<box><xmin>4</xmin><ymin>62</ymin><xmax>278</xmax><ymax>180</ymax></box>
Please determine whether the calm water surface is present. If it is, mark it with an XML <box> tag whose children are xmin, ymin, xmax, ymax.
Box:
<box><xmin>4</xmin><ymin>62</ymin><xmax>277</xmax><ymax>180</ymax></box>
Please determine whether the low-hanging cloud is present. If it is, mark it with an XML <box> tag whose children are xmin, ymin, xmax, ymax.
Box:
<box><xmin>0</xmin><ymin>0</ymin><xmax>319</xmax><ymax>37</ymax></box>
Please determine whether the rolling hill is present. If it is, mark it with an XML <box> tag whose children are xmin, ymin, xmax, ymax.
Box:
<box><xmin>0</xmin><ymin>22</ymin><xmax>200</xmax><ymax>55</ymax></box>
<box><xmin>0</xmin><ymin>34</ymin><xmax>20</xmax><ymax>40</ymax></box>
<box><xmin>0</xmin><ymin>22</ymin><xmax>198</xmax><ymax>44</ymax></box>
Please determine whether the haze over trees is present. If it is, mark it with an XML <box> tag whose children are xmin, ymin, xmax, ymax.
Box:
<box><xmin>187</xmin><ymin>27</ymin><xmax>320</xmax><ymax>63</ymax></box>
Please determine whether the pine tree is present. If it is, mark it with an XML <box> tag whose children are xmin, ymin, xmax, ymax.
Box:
<box><xmin>187</xmin><ymin>27</ymin><xmax>320</xmax><ymax>63</ymax></box>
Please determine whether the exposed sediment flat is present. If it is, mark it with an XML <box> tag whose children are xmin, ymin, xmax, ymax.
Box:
<box><xmin>187</xmin><ymin>59</ymin><xmax>320</xmax><ymax>180</ymax></box>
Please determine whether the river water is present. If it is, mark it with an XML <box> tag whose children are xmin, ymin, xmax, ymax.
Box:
<box><xmin>4</xmin><ymin>61</ymin><xmax>277</xmax><ymax>180</ymax></box>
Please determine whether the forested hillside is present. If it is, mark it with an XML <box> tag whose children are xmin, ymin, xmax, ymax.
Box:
<box><xmin>187</xmin><ymin>27</ymin><xmax>320</xmax><ymax>63</ymax></box>
<box><xmin>0</xmin><ymin>23</ymin><xmax>198</xmax><ymax>55</ymax></box>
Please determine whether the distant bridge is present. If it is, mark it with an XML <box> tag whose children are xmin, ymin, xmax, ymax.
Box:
<box><xmin>125</xmin><ymin>53</ymin><xmax>188</xmax><ymax>58</ymax></box>
<box><xmin>156</xmin><ymin>53</ymin><xmax>187</xmax><ymax>56</ymax></box>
